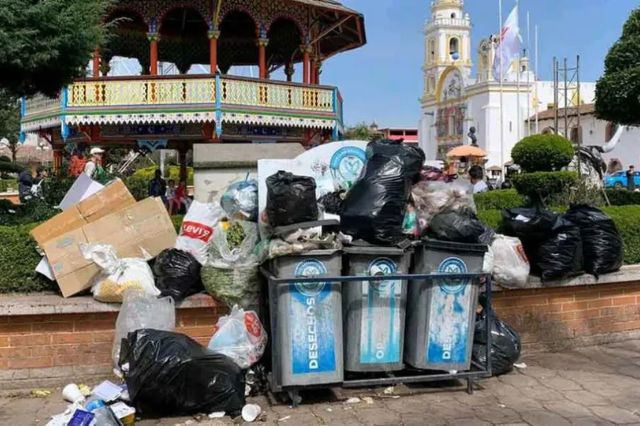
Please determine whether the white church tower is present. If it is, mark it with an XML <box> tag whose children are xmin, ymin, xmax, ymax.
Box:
<box><xmin>420</xmin><ymin>0</ymin><xmax>473</xmax><ymax>160</ymax></box>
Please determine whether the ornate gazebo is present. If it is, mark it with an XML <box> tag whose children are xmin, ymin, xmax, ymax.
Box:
<box><xmin>20</xmin><ymin>0</ymin><xmax>366</xmax><ymax>178</ymax></box>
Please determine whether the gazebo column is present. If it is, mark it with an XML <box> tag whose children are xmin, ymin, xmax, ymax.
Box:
<box><xmin>258</xmin><ymin>37</ymin><xmax>269</xmax><ymax>79</ymax></box>
<box><xmin>285</xmin><ymin>62</ymin><xmax>294</xmax><ymax>82</ymax></box>
<box><xmin>148</xmin><ymin>29</ymin><xmax>160</xmax><ymax>76</ymax></box>
<box><xmin>208</xmin><ymin>27</ymin><xmax>220</xmax><ymax>74</ymax></box>
<box><xmin>302</xmin><ymin>45</ymin><xmax>312</xmax><ymax>84</ymax></box>
<box><xmin>52</xmin><ymin>148</ymin><xmax>63</xmax><ymax>175</ymax></box>
<box><xmin>178</xmin><ymin>147</ymin><xmax>188</xmax><ymax>184</ymax></box>
<box><xmin>92</xmin><ymin>49</ymin><xmax>101</xmax><ymax>78</ymax></box>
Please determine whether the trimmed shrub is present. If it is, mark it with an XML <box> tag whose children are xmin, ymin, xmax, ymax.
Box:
<box><xmin>133</xmin><ymin>166</ymin><xmax>194</xmax><ymax>185</ymax></box>
<box><xmin>474</xmin><ymin>189</ymin><xmax>525</xmax><ymax>210</ymax></box>
<box><xmin>124</xmin><ymin>175</ymin><xmax>148</xmax><ymax>201</ymax></box>
<box><xmin>0</xmin><ymin>178</ymin><xmax>17</xmax><ymax>192</ymax></box>
<box><xmin>511</xmin><ymin>134</ymin><xmax>574</xmax><ymax>172</ymax></box>
<box><xmin>512</xmin><ymin>171</ymin><xmax>579</xmax><ymax>203</ymax></box>
<box><xmin>0</xmin><ymin>224</ymin><xmax>56</xmax><ymax>293</ymax></box>
<box><xmin>605</xmin><ymin>189</ymin><xmax>640</xmax><ymax>206</ymax></box>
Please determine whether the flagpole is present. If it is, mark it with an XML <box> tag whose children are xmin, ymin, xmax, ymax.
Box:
<box><xmin>499</xmin><ymin>0</ymin><xmax>505</xmax><ymax>169</ymax></box>
<box><xmin>516</xmin><ymin>1</ymin><xmax>521</xmax><ymax>143</ymax></box>
<box><xmin>526</xmin><ymin>10</ymin><xmax>531</xmax><ymax>137</ymax></box>
<box><xmin>535</xmin><ymin>24</ymin><xmax>539</xmax><ymax>133</ymax></box>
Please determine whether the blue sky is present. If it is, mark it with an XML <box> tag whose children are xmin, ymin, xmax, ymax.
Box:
<box><xmin>321</xmin><ymin>0</ymin><xmax>637</xmax><ymax>128</ymax></box>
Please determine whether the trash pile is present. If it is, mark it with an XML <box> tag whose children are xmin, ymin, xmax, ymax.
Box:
<box><xmin>502</xmin><ymin>205</ymin><xmax>623</xmax><ymax>281</ymax></box>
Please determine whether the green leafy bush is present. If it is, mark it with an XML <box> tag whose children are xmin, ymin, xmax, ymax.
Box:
<box><xmin>133</xmin><ymin>166</ymin><xmax>194</xmax><ymax>185</ymax></box>
<box><xmin>474</xmin><ymin>189</ymin><xmax>525</xmax><ymax>210</ymax></box>
<box><xmin>0</xmin><ymin>178</ymin><xmax>17</xmax><ymax>192</ymax></box>
<box><xmin>172</xmin><ymin>215</ymin><xmax>184</xmax><ymax>233</ymax></box>
<box><xmin>0</xmin><ymin>224</ymin><xmax>56</xmax><ymax>293</ymax></box>
<box><xmin>604</xmin><ymin>189</ymin><xmax>640</xmax><ymax>206</ymax></box>
<box><xmin>512</xmin><ymin>171</ymin><xmax>579</xmax><ymax>205</ymax></box>
<box><xmin>511</xmin><ymin>134</ymin><xmax>574</xmax><ymax>172</ymax></box>
<box><xmin>123</xmin><ymin>175</ymin><xmax>148</xmax><ymax>201</ymax></box>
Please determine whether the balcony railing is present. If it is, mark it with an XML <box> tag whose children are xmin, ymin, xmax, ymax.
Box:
<box><xmin>21</xmin><ymin>75</ymin><xmax>340</xmax><ymax>131</ymax></box>
<box><xmin>428</xmin><ymin>17</ymin><xmax>471</xmax><ymax>28</ymax></box>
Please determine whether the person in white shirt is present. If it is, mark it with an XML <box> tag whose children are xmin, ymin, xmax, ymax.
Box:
<box><xmin>84</xmin><ymin>147</ymin><xmax>105</xmax><ymax>180</ymax></box>
<box><xmin>469</xmin><ymin>165</ymin><xmax>489</xmax><ymax>194</ymax></box>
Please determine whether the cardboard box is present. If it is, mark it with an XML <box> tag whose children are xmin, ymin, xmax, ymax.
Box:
<box><xmin>31</xmin><ymin>179</ymin><xmax>136</xmax><ymax>246</ymax></box>
<box><xmin>45</xmin><ymin>197</ymin><xmax>177</xmax><ymax>298</ymax></box>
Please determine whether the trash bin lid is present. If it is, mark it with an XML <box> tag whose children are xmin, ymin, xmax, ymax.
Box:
<box><xmin>421</xmin><ymin>238</ymin><xmax>488</xmax><ymax>254</ymax></box>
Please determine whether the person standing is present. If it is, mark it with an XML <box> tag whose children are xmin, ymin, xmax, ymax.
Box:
<box><xmin>148</xmin><ymin>169</ymin><xmax>167</xmax><ymax>204</ymax></box>
<box><xmin>84</xmin><ymin>147</ymin><xmax>108</xmax><ymax>182</ymax></box>
<box><xmin>626</xmin><ymin>165</ymin><xmax>636</xmax><ymax>191</ymax></box>
<box><xmin>469</xmin><ymin>165</ymin><xmax>489</xmax><ymax>194</ymax></box>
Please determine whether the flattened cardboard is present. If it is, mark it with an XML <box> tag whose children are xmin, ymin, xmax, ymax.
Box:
<box><xmin>30</xmin><ymin>179</ymin><xmax>135</xmax><ymax>247</ymax></box>
<box><xmin>47</xmin><ymin>197</ymin><xmax>177</xmax><ymax>298</ymax></box>
<box><xmin>77</xmin><ymin>179</ymin><xmax>135</xmax><ymax>223</ymax></box>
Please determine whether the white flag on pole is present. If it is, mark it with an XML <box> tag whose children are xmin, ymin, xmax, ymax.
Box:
<box><xmin>493</xmin><ymin>4</ymin><xmax>522</xmax><ymax>81</ymax></box>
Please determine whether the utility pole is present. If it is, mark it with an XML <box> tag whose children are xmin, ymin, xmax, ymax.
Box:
<box><xmin>554</xmin><ymin>57</ymin><xmax>559</xmax><ymax>134</ymax></box>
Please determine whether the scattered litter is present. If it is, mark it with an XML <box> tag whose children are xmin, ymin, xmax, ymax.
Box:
<box><xmin>208</xmin><ymin>412</ymin><xmax>226</xmax><ymax>419</ymax></box>
<box><xmin>31</xmin><ymin>389</ymin><xmax>51</xmax><ymax>398</ymax></box>
<box><xmin>92</xmin><ymin>380</ymin><xmax>123</xmax><ymax>402</ymax></box>
<box><xmin>383</xmin><ymin>386</ymin><xmax>395</xmax><ymax>395</ymax></box>
<box><xmin>241</xmin><ymin>404</ymin><xmax>262</xmax><ymax>422</ymax></box>
<box><xmin>326</xmin><ymin>408</ymin><xmax>333</xmax><ymax>412</ymax></box>
<box><xmin>208</xmin><ymin>306</ymin><xmax>267</xmax><ymax>369</ymax></box>
<box><xmin>514</xmin><ymin>362</ymin><xmax>528</xmax><ymax>369</ymax></box>
<box><xmin>278</xmin><ymin>415</ymin><xmax>291</xmax><ymax>422</ymax></box>
<box><xmin>47</xmin><ymin>402</ymin><xmax>84</xmax><ymax>426</ymax></box>
<box><xmin>345</xmin><ymin>397</ymin><xmax>361</xmax><ymax>404</ymax></box>
<box><xmin>67</xmin><ymin>409</ymin><xmax>94</xmax><ymax>426</ymax></box>
<box><xmin>110</xmin><ymin>401</ymin><xmax>136</xmax><ymax>426</ymax></box>
<box><xmin>77</xmin><ymin>384</ymin><xmax>92</xmax><ymax>397</ymax></box>
<box><xmin>498</xmin><ymin>404</ymin><xmax>507</xmax><ymax>408</ymax></box>
<box><xmin>62</xmin><ymin>384</ymin><xmax>85</xmax><ymax>404</ymax></box>
<box><xmin>362</xmin><ymin>397</ymin><xmax>374</xmax><ymax>405</ymax></box>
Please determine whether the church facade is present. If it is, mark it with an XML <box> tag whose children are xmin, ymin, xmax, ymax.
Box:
<box><xmin>418</xmin><ymin>0</ymin><xmax>596</xmax><ymax>169</ymax></box>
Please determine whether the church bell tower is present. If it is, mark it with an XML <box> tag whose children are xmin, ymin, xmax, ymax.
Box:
<box><xmin>422</xmin><ymin>0</ymin><xmax>473</xmax><ymax>101</ymax></box>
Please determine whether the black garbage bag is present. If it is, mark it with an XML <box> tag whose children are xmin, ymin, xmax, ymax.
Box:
<box><xmin>266</xmin><ymin>171</ymin><xmax>318</xmax><ymax>227</ymax></box>
<box><xmin>536</xmin><ymin>218</ymin><xmax>583</xmax><ymax>281</ymax></box>
<box><xmin>120</xmin><ymin>329</ymin><xmax>245</xmax><ymax>416</ymax></box>
<box><xmin>501</xmin><ymin>208</ymin><xmax>563</xmax><ymax>272</ymax></box>
<box><xmin>427</xmin><ymin>212</ymin><xmax>488</xmax><ymax>244</ymax></box>
<box><xmin>152</xmin><ymin>249</ymin><xmax>203</xmax><ymax>302</ymax></box>
<box><xmin>472</xmin><ymin>310</ymin><xmax>521</xmax><ymax>376</ymax></box>
<box><xmin>341</xmin><ymin>140</ymin><xmax>425</xmax><ymax>244</ymax></box>
<box><xmin>564</xmin><ymin>205</ymin><xmax>623</xmax><ymax>276</ymax></box>
<box><xmin>318</xmin><ymin>190</ymin><xmax>346</xmax><ymax>215</ymax></box>
<box><xmin>501</xmin><ymin>208</ymin><xmax>560</xmax><ymax>243</ymax></box>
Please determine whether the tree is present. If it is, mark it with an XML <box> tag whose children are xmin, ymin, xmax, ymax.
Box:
<box><xmin>0</xmin><ymin>0</ymin><xmax>110</xmax><ymax>98</ymax></box>
<box><xmin>344</xmin><ymin>122</ymin><xmax>383</xmax><ymax>141</ymax></box>
<box><xmin>0</xmin><ymin>91</ymin><xmax>20</xmax><ymax>162</ymax></box>
<box><xmin>595</xmin><ymin>8</ymin><xmax>640</xmax><ymax>126</ymax></box>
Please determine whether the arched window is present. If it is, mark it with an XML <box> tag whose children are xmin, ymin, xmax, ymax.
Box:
<box><xmin>570</xmin><ymin>126</ymin><xmax>582</xmax><ymax>143</ymax></box>
<box><xmin>451</xmin><ymin>12</ymin><xmax>457</xmax><ymax>19</ymax></box>
<box><xmin>605</xmin><ymin>122</ymin><xmax>616</xmax><ymax>142</ymax></box>
<box><xmin>449</xmin><ymin>37</ymin><xmax>459</xmax><ymax>60</ymax></box>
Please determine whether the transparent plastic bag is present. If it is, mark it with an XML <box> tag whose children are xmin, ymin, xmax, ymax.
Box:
<box><xmin>221</xmin><ymin>180</ymin><xmax>258</xmax><ymax>221</ymax></box>
<box><xmin>412</xmin><ymin>181</ymin><xmax>476</xmax><ymax>233</ymax></box>
<box><xmin>209</xmin><ymin>221</ymin><xmax>259</xmax><ymax>265</ymax></box>
<box><xmin>491</xmin><ymin>235</ymin><xmax>530</xmax><ymax>288</ymax></box>
<box><xmin>208</xmin><ymin>306</ymin><xmax>267</xmax><ymax>369</ymax></box>
<box><xmin>202</xmin><ymin>262</ymin><xmax>261</xmax><ymax>309</ymax></box>
<box><xmin>112</xmin><ymin>291</ymin><xmax>175</xmax><ymax>367</ymax></box>
<box><xmin>81</xmin><ymin>244</ymin><xmax>159</xmax><ymax>303</ymax></box>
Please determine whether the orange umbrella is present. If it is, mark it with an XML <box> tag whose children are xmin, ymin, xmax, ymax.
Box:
<box><xmin>446</xmin><ymin>145</ymin><xmax>487</xmax><ymax>158</ymax></box>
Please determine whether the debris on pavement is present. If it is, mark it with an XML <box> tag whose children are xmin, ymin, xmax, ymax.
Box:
<box><xmin>241</xmin><ymin>403</ymin><xmax>262</xmax><ymax>422</ymax></box>
<box><xmin>30</xmin><ymin>389</ymin><xmax>51</xmax><ymax>398</ymax></box>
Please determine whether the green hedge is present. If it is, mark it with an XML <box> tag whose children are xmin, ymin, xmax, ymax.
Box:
<box><xmin>0</xmin><ymin>215</ymin><xmax>186</xmax><ymax>294</ymax></box>
<box><xmin>0</xmin><ymin>179</ymin><xmax>17</xmax><ymax>192</ymax></box>
<box><xmin>0</xmin><ymin>224</ymin><xmax>56</xmax><ymax>293</ymax></box>
<box><xmin>133</xmin><ymin>166</ymin><xmax>194</xmax><ymax>185</ymax></box>
<box><xmin>474</xmin><ymin>189</ymin><xmax>525</xmax><ymax>210</ymax></box>
<box><xmin>605</xmin><ymin>189</ymin><xmax>640</xmax><ymax>206</ymax></box>
<box><xmin>477</xmin><ymin>206</ymin><xmax>640</xmax><ymax>265</ymax></box>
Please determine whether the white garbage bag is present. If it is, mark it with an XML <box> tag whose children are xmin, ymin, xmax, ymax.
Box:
<box><xmin>112</xmin><ymin>291</ymin><xmax>175</xmax><ymax>367</ymax></box>
<box><xmin>176</xmin><ymin>201</ymin><xmax>225</xmax><ymax>265</ymax></box>
<box><xmin>208</xmin><ymin>306</ymin><xmax>267</xmax><ymax>369</ymax></box>
<box><xmin>491</xmin><ymin>235</ymin><xmax>530</xmax><ymax>288</ymax></box>
<box><xmin>81</xmin><ymin>244</ymin><xmax>159</xmax><ymax>303</ymax></box>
